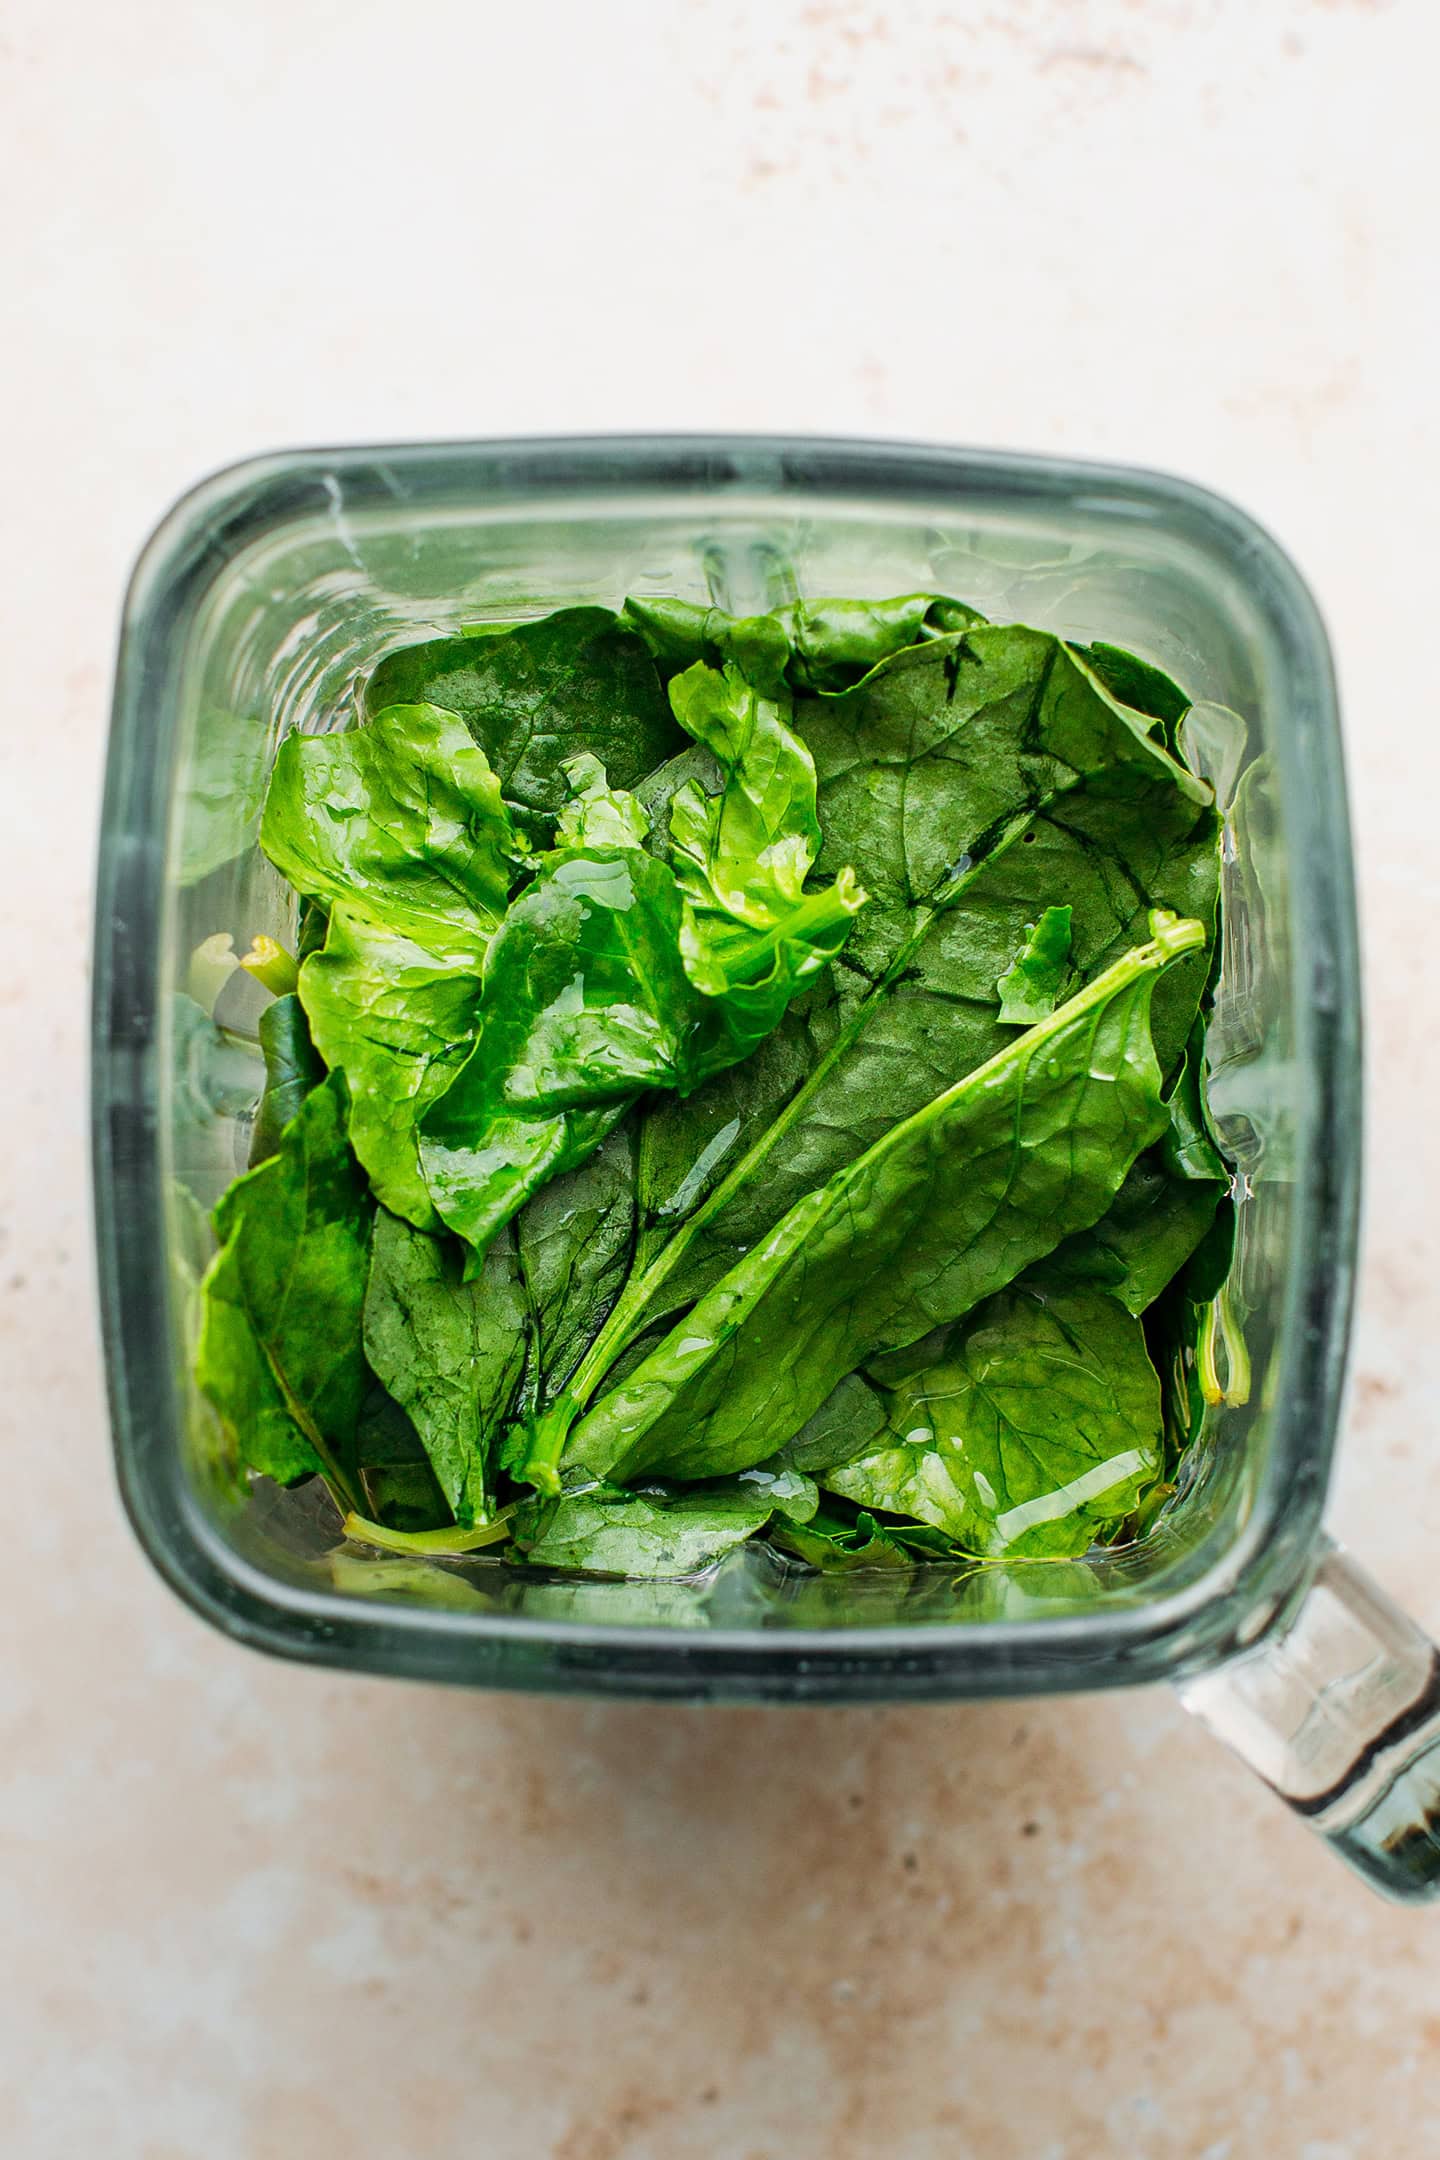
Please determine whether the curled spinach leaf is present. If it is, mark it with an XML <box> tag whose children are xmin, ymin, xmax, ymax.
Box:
<box><xmin>554</xmin><ymin>753</ymin><xmax>652</xmax><ymax>852</ymax></box>
<box><xmin>621</xmin><ymin>591</ymin><xmax>985</xmax><ymax>696</ymax></box>
<box><xmin>667</xmin><ymin>660</ymin><xmax>866</xmax><ymax>1057</ymax></box>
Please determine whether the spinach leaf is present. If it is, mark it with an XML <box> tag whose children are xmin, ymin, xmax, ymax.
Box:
<box><xmin>995</xmin><ymin>904</ymin><xmax>1073</xmax><ymax>1025</ymax></box>
<box><xmin>621</xmin><ymin>592</ymin><xmax>985</xmax><ymax>696</ymax></box>
<box><xmin>196</xmin><ymin>1240</ymin><xmax>322</xmax><ymax>1488</ymax></box>
<box><xmin>512</xmin><ymin>1469</ymin><xmax>815</xmax><ymax>1579</ymax></box>
<box><xmin>362</xmin><ymin>1207</ymin><xmax>528</xmax><ymax>1526</ymax></box>
<box><xmin>630</xmin><ymin>996</ymin><xmax>832</xmax><ymax>1272</ymax></box>
<box><xmin>1161</xmin><ymin>1014</ymin><xmax>1228</xmax><ymax>1182</ymax></box>
<box><xmin>195</xmin><ymin>1073</ymin><xmax>371</xmax><ymax>1509</ymax></box>
<box><xmin>769</xmin><ymin>1502</ymin><xmax>924</xmax><ymax>1572</ymax></box>
<box><xmin>362</xmin><ymin>608</ymin><xmax>685</xmax><ymax>815</ymax></box>
<box><xmin>1075</xmin><ymin>639</ymin><xmax>1191</xmax><ymax>752</ymax></box>
<box><xmin>299</xmin><ymin>908</ymin><xmax>484</xmax><ymax>1228</ymax></box>
<box><xmin>554</xmin><ymin>753</ymin><xmax>652</xmax><ymax>851</ymax></box>
<box><xmin>667</xmin><ymin>660</ymin><xmax>866</xmax><ymax>1059</ymax></box>
<box><xmin>515</xmin><ymin>1123</ymin><xmax>637</xmax><ymax>1396</ymax></box>
<box><xmin>417</xmin><ymin>848</ymin><xmax>700</xmax><ymax>1254</ymax></box>
<box><xmin>621</xmin><ymin>598</ymin><xmax>793</xmax><ymax>696</ymax></box>
<box><xmin>259</xmin><ymin>702</ymin><xmax>521</xmax><ymax>959</ymax></box>
<box><xmin>249</xmin><ymin>993</ymin><xmax>325</xmax><ymax>1167</ymax></box>
<box><xmin>560</xmin><ymin>914</ymin><xmax>1201</xmax><ymax>1487</ymax></box>
<box><xmin>669</xmin><ymin>662</ymin><xmax>826</xmax><ymax>939</ymax></box>
<box><xmin>1033</xmin><ymin>1149</ymin><xmax>1222</xmax><ymax>1316</ymax></box>
<box><xmin>353</xmin><ymin>1380</ymin><xmax>448</xmax><ymax>1532</ymax></box>
<box><xmin>419</xmin><ymin>710</ymin><xmax>863</xmax><ymax>1261</ymax></box>
<box><xmin>297</xmin><ymin>896</ymin><xmax>330</xmax><ymax>961</ymax></box>
<box><xmin>799</xmin><ymin>627</ymin><xmax>1213</xmax><ymax>994</ymax></box>
<box><xmin>778</xmin><ymin>593</ymin><xmax>987</xmax><ymax>692</ymax></box>
<box><xmin>799</xmin><ymin>1284</ymin><xmax>1163</xmax><ymax>1559</ymax></box>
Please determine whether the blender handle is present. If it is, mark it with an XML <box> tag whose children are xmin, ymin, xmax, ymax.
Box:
<box><xmin>1176</xmin><ymin>1535</ymin><xmax>1440</xmax><ymax>1903</ymax></box>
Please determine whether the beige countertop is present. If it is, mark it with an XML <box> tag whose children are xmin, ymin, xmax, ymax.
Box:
<box><xmin>6</xmin><ymin>1</ymin><xmax>1440</xmax><ymax>2152</ymax></box>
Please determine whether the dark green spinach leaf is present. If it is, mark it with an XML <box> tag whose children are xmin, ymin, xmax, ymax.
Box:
<box><xmin>769</xmin><ymin>1501</ymin><xmax>925</xmax><ymax>1572</ymax></box>
<box><xmin>363</xmin><ymin>1207</ymin><xmax>528</xmax><ymax>1526</ymax></box>
<box><xmin>195</xmin><ymin>1073</ymin><xmax>371</xmax><ymax>1509</ymax></box>
<box><xmin>622</xmin><ymin>591</ymin><xmax>985</xmax><ymax>696</ymax></box>
<box><xmin>1033</xmin><ymin>1149</ymin><xmax>1222</xmax><ymax>1316</ymax></box>
<box><xmin>250</xmin><ymin>994</ymin><xmax>326</xmax><ymax>1167</ymax></box>
<box><xmin>515</xmin><ymin>1123</ymin><xmax>637</xmax><ymax>1397</ymax></box>
<box><xmin>353</xmin><ymin>1380</ymin><xmax>448</xmax><ymax>1532</ymax></box>
<box><xmin>362</xmin><ymin>608</ymin><xmax>685</xmax><ymax>814</ymax></box>
<box><xmin>1076</xmin><ymin>639</ymin><xmax>1191</xmax><ymax>753</ymax></box>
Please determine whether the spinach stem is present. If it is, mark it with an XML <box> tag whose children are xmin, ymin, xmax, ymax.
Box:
<box><xmin>1197</xmin><ymin>1284</ymin><xmax>1251</xmax><ymax>1409</ymax></box>
<box><xmin>342</xmin><ymin>1509</ymin><xmax>517</xmax><ymax>1556</ymax></box>
<box><xmin>520</xmin><ymin>813</ymin><xmax>1038</xmax><ymax>1489</ymax></box>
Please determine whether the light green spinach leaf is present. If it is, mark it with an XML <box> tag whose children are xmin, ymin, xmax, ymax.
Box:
<box><xmin>804</xmin><ymin>1284</ymin><xmax>1163</xmax><ymax>1559</ymax></box>
<box><xmin>667</xmin><ymin>659</ymin><xmax>866</xmax><ymax>1058</ymax></box>
<box><xmin>260</xmin><ymin>702</ymin><xmax>521</xmax><ymax>959</ymax></box>
<box><xmin>554</xmin><ymin>753</ymin><xmax>652</xmax><ymax>851</ymax></box>
<box><xmin>995</xmin><ymin>904</ymin><xmax>1073</xmax><ymax>1025</ymax></box>
<box><xmin>299</xmin><ymin>907</ymin><xmax>484</xmax><ymax>1228</ymax></box>
<box><xmin>417</xmin><ymin>848</ymin><xmax>700</xmax><ymax>1254</ymax></box>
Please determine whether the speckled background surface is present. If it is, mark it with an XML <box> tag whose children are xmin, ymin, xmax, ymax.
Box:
<box><xmin>6</xmin><ymin>2</ymin><xmax>1440</xmax><ymax>2153</ymax></box>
